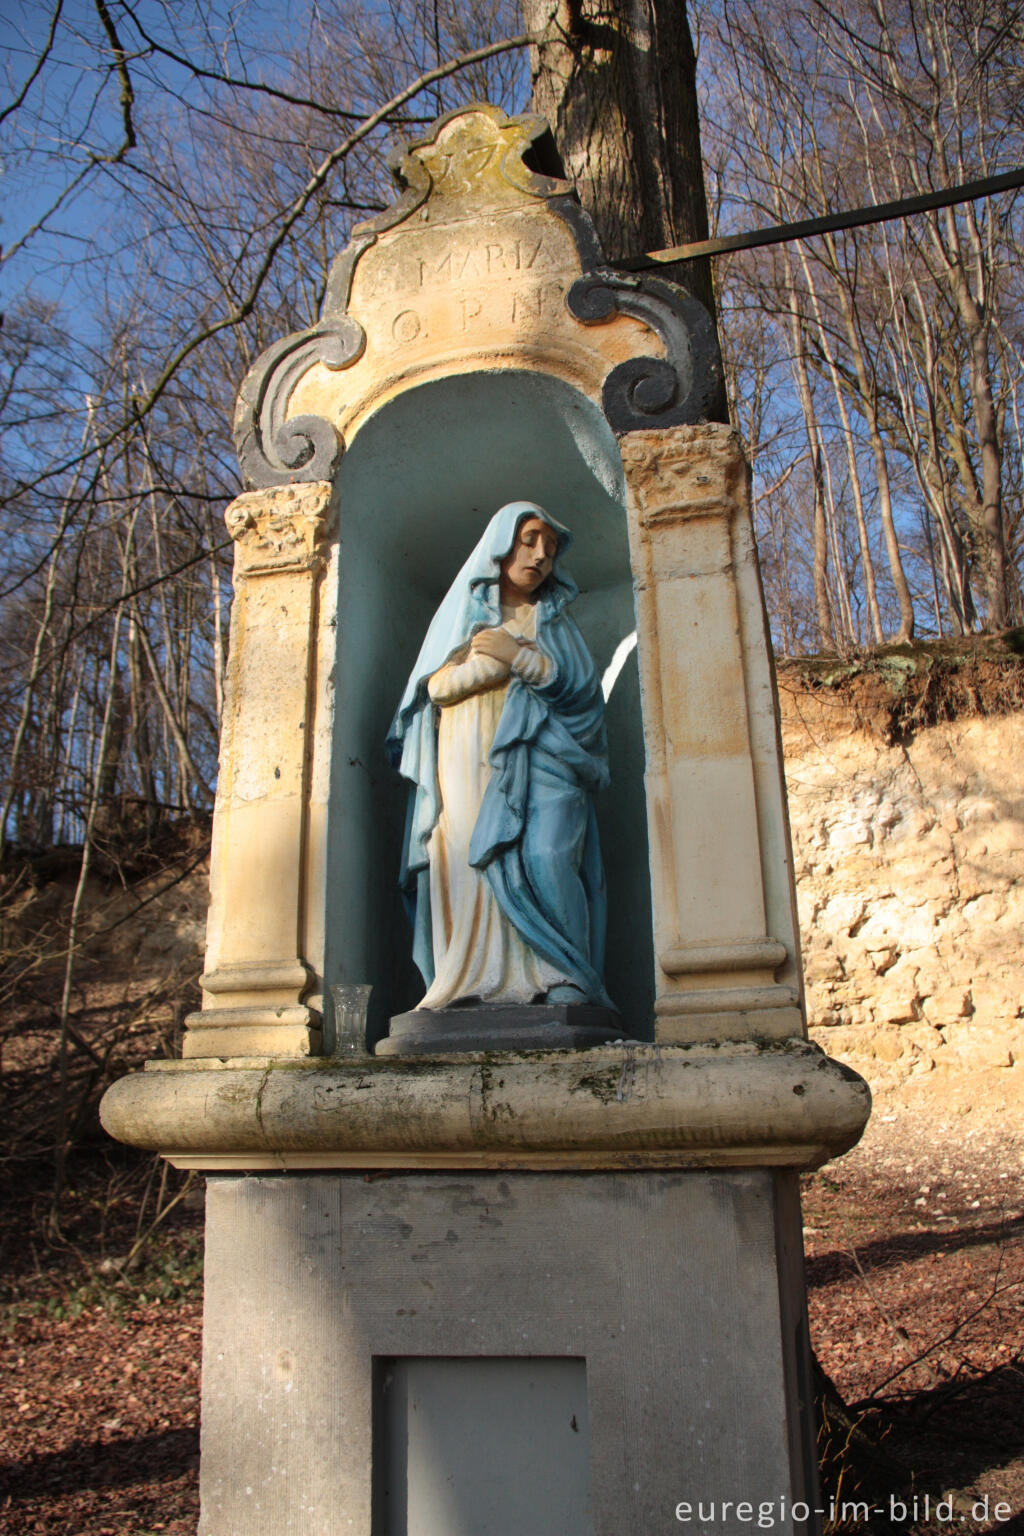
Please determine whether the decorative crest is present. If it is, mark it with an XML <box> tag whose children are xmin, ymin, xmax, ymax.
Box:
<box><xmin>233</xmin><ymin>103</ymin><xmax>721</xmax><ymax>489</ymax></box>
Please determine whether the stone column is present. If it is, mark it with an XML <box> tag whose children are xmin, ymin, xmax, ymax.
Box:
<box><xmin>621</xmin><ymin>423</ymin><xmax>805</xmax><ymax>1045</ymax></box>
<box><xmin>183</xmin><ymin>482</ymin><xmax>335</xmax><ymax>1058</ymax></box>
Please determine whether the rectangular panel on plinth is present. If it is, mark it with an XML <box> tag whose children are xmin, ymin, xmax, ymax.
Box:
<box><xmin>374</xmin><ymin>1357</ymin><xmax>592</xmax><ymax>1535</ymax></box>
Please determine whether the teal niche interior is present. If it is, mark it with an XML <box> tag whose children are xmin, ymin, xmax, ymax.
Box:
<box><xmin>323</xmin><ymin>369</ymin><xmax>654</xmax><ymax>1050</ymax></box>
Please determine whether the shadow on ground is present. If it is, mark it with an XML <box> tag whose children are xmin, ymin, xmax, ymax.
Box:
<box><xmin>807</xmin><ymin>1213</ymin><xmax>1024</xmax><ymax>1287</ymax></box>
<box><xmin>0</xmin><ymin>1425</ymin><xmax>199</xmax><ymax>1503</ymax></box>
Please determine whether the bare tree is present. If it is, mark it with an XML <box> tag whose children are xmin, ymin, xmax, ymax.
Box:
<box><xmin>4</xmin><ymin>0</ymin><xmax>1024</xmax><ymax>902</ymax></box>
<box><xmin>704</xmin><ymin>0</ymin><xmax>1024</xmax><ymax>644</ymax></box>
<box><xmin>522</xmin><ymin>0</ymin><xmax>727</xmax><ymax>417</ymax></box>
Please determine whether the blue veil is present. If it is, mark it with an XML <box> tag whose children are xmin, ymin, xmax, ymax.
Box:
<box><xmin>387</xmin><ymin>501</ymin><xmax>612</xmax><ymax>1007</ymax></box>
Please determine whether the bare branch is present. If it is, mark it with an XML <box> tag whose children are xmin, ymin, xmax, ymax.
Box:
<box><xmin>0</xmin><ymin>0</ymin><xmax>64</xmax><ymax>130</ymax></box>
<box><xmin>2</xmin><ymin>28</ymin><xmax>535</xmax><ymax>504</ymax></box>
<box><xmin>114</xmin><ymin>0</ymin><xmax>433</xmax><ymax>127</ymax></box>
<box><xmin>93</xmin><ymin>0</ymin><xmax>137</xmax><ymax>153</ymax></box>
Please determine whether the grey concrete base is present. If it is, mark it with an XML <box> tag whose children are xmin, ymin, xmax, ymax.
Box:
<box><xmin>199</xmin><ymin>1170</ymin><xmax>820</xmax><ymax>1536</ymax></box>
<box><xmin>376</xmin><ymin>1002</ymin><xmax>625</xmax><ymax>1055</ymax></box>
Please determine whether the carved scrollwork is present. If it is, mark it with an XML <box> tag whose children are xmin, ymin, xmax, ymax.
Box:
<box><xmin>566</xmin><ymin>271</ymin><xmax>724</xmax><ymax>434</ymax></box>
<box><xmin>233</xmin><ymin>317</ymin><xmax>364</xmax><ymax>490</ymax></box>
<box><xmin>232</xmin><ymin>101</ymin><xmax>726</xmax><ymax>486</ymax></box>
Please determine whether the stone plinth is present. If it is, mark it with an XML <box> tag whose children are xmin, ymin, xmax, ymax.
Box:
<box><xmin>378</xmin><ymin>1002</ymin><xmax>625</xmax><ymax>1056</ymax></box>
<box><xmin>198</xmin><ymin>1169</ymin><xmax>818</xmax><ymax>1536</ymax></box>
<box><xmin>101</xmin><ymin>1041</ymin><xmax>867</xmax><ymax>1535</ymax></box>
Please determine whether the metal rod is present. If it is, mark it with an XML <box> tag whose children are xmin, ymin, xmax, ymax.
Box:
<box><xmin>613</xmin><ymin>166</ymin><xmax>1024</xmax><ymax>270</ymax></box>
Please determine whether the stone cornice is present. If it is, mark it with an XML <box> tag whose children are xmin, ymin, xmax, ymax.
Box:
<box><xmin>99</xmin><ymin>1040</ymin><xmax>870</xmax><ymax>1173</ymax></box>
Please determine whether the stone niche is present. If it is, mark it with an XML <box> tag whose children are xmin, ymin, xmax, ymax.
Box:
<box><xmin>102</xmin><ymin>103</ymin><xmax>870</xmax><ymax>1536</ymax></box>
<box><xmin>163</xmin><ymin>101</ymin><xmax>808</xmax><ymax>1062</ymax></box>
<box><xmin>326</xmin><ymin>369</ymin><xmax>654</xmax><ymax>1045</ymax></box>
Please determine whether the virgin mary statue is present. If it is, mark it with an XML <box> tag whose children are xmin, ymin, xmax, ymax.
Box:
<box><xmin>387</xmin><ymin>502</ymin><xmax>613</xmax><ymax>1014</ymax></box>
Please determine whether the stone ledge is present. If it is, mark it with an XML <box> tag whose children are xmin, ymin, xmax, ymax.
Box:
<box><xmin>100</xmin><ymin>1040</ymin><xmax>870</xmax><ymax>1172</ymax></box>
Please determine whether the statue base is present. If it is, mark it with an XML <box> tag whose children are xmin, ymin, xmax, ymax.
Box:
<box><xmin>376</xmin><ymin>1003</ymin><xmax>625</xmax><ymax>1056</ymax></box>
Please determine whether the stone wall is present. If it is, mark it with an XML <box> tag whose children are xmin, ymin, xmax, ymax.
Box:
<box><xmin>779</xmin><ymin>683</ymin><xmax>1023</xmax><ymax>1104</ymax></box>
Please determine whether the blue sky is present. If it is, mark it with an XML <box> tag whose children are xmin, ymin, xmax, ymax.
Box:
<box><xmin>0</xmin><ymin>1</ymin><xmax>292</xmax><ymax>311</ymax></box>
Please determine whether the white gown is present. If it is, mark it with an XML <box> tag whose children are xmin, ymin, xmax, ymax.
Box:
<box><xmin>419</xmin><ymin>603</ymin><xmax>567</xmax><ymax>1009</ymax></box>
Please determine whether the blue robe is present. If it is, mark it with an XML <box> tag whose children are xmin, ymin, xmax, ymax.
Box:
<box><xmin>387</xmin><ymin>502</ymin><xmax>612</xmax><ymax>1008</ymax></box>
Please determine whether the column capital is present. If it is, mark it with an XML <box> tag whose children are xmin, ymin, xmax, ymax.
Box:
<box><xmin>619</xmin><ymin>422</ymin><xmax>747</xmax><ymax>525</ymax></box>
<box><xmin>225</xmin><ymin>481</ymin><xmax>336</xmax><ymax>577</ymax></box>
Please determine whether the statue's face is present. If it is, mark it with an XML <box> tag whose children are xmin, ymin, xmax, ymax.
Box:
<box><xmin>500</xmin><ymin>517</ymin><xmax>558</xmax><ymax>600</ymax></box>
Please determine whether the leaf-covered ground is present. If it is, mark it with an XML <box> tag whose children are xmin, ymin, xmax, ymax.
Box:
<box><xmin>0</xmin><ymin>1159</ymin><xmax>202</xmax><ymax>1536</ymax></box>
<box><xmin>804</xmin><ymin>1103</ymin><xmax>1024</xmax><ymax>1534</ymax></box>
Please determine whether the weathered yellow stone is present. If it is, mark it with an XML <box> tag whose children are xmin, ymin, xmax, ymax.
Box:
<box><xmin>620</xmin><ymin>426</ymin><xmax>806</xmax><ymax>1043</ymax></box>
<box><xmin>100</xmin><ymin>1039</ymin><xmax>870</xmax><ymax>1172</ymax></box>
<box><xmin>922</xmin><ymin>987</ymin><xmax>971</xmax><ymax>1025</ymax></box>
<box><xmin>107</xmin><ymin>102</ymin><xmax>870</xmax><ymax>1159</ymax></box>
<box><xmin>183</xmin><ymin>481</ymin><xmax>336</xmax><ymax>1058</ymax></box>
<box><xmin>290</xmin><ymin>107</ymin><xmax>656</xmax><ymax>445</ymax></box>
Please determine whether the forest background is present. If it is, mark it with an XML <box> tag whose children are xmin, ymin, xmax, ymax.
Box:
<box><xmin>2</xmin><ymin>0</ymin><xmax>1023</xmax><ymax>863</ymax></box>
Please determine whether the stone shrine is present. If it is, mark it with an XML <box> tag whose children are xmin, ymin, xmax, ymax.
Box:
<box><xmin>102</xmin><ymin>104</ymin><xmax>870</xmax><ymax>1536</ymax></box>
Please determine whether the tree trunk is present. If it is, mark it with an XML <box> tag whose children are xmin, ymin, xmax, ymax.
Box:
<box><xmin>785</xmin><ymin>290</ymin><xmax>833</xmax><ymax>649</ymax></box>
<box><xmin>522</xmin><ymin>0</ymin><xmax>727</xmax><ymax>420</ymax></box>
<box><xmin>820</xmin><ymin>238</ymin><xmax>915</xmax><ymax>643</ymax></box>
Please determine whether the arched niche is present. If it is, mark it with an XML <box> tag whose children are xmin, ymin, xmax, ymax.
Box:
<box><xmin>323</xmin><ymin>368</ymin><xmax>654</xmax><ymax>1045</ymax></box>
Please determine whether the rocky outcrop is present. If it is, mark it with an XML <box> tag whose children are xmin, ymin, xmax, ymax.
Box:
<box><xmin>779</xmin><ymin>678</ymin><xmax>1023</xmax><ymax>1102</ymax></box>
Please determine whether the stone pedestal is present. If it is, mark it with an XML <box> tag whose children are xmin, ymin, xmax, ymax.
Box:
<box><xmin>378</xmin><ymin>1001</ymin><xmax>624</xmax><ymax>1055</ymax></box>
<box><xmin>100</xmin><ymin>1041</ymin><xmax>868</xmax><ymax>1172</ymax></box>
<box><xmin>199</xmin><ymin>1169</ymin><xmax>817</xmax><ymax>1536</ymax></box>
<box><xmin>104</xmin><ymin>1042</ymin><xmax>868</xmax><ymax>1533</ymax></box>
